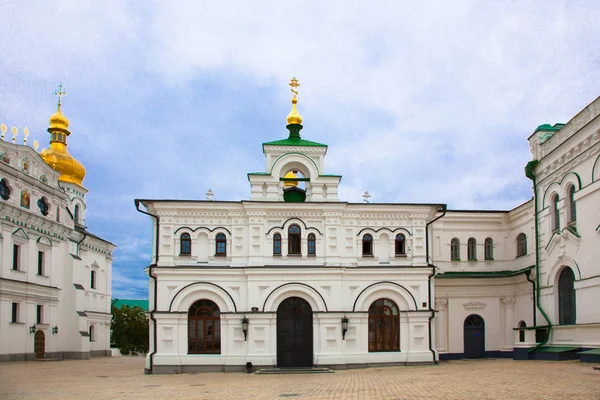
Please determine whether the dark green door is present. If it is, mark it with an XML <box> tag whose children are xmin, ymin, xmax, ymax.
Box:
<box><xmin>277</xmin><ymin>297</ymin><xmax>313</xmax><ymax>368</ymax></box>
<box><xmin>464</xmin><ymin>314</ymin><xmax>485</xmax><ymax>359</ymax></box>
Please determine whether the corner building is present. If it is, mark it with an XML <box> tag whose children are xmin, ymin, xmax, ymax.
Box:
<box><xmin>0</xmin><ymin>98</ymin><xmax>115</xmax><ymax>361</ymax></box>
<box><xmin>137</xmin><ymin>86</ymin><xmax>600</xmax><ymax>373</ymax></box>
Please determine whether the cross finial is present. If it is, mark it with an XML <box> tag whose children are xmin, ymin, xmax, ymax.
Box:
<box><xmin>206</xmin><ymin>189</ymin><xmax>214</xmax><ymax>201</ymax></box>
<box><xmin>362</xmin><ymin>191</ymin><xmax>371</xmax><ymax>203</ymax></box>
<box><xmin>53</xmin><ymin>83</ymin><xmax>67</xmax><ymax>111</ymax></box>
<box><xmin>289</xmin><ymin>77</ymin><xmax>300</xmax><ymax>98</ymax></box>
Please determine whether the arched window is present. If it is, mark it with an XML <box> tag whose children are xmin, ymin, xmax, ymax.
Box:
<box><xmin>467</xmin><ymin>238</ymin><xmax>477</xmax><ymax>260</ymax></box>
<box><xmin>89</xmin><ymin>325</ymin><xmax>95</xmax><ymax>342</ymax></box>
<box><xmin>180</xmin><ymin>233</ymin><xmax>191</xmax><ymax>255</ymax></box>
<box><xmin>450</xmin><ymin>238</ymin><xmax>460</xmax><ymax>260</ymax></box>
<box><xmin>37</xmin><ymin>197</ymin><xmax>49</xmax><ymax>216</ymax></box>
<box><xmin>74</xmin><ymin>204</ymin><xmax>80</xmax><ymax>225</ymax></box>
<box><xmin>518</xmin><ymin>320</ymin><xmax>526</xmax><ymax>343</ymax></box>
<box><xmin>215</xmin><ymin>233</ymin><xmax>226</xmax><ymax>256</ymax></box>
<box><xmin>0</xmin><ymin>178</ymin><xmax>11</xmax><ymax>200</ymax></box>
<box><xmin>288</xmin><ymin>225</ymin><xmax>301</xmax><ymax>255</ymax></box>
<box><xmin>273</xmin><ymin>233</ymin><xmax>282</xmax><ymax>255</ymax></box>
<box><xmin>484</xmin><ymin>238</ymin><xmax>493</xmax><ymax>260</ymax></box>
<box><xmin>516</xmin><ymin>233</ymin><xmax>527</xmax><ymax>257</ymax></box>
<box><xmin>188</xmin><ymin>299</ymin><xmax>221</xmax><ymax>354</ymax></box>
<box><xmin>368</xmin><ymin>299</ymin><xmax>399</xmax><ymax>352</ymax></box>
<box><xmin>307</xmin><ymin>233</ymin><xmax>316</xmax><ymax>255</ymax></box>
<box><xmin>552</xmin><ymin>194</ymin><xmax>560</xmax><ymax>231</ymax></box>
<box><xmin>567</xmin><ymin>185</ymin><xmax>576</xmax><ymax>224</ymax></box>
<box><xmin>395</xmin><ymin>234</ymin><xmax>406</xmax><ymax>255</ymax></box>
<box><xmin>362</xmin><ymin>234</ymin><xmax>373</xmax><ymax>256</ymax></box>
<box><xmin>90</xmin><ymin>270</ymin><xmax>96</xmax><ymax>289</ymax></box>
<box><xmin>558</xmin><ymin>267</ymin><xmax>576</xmax><ymax>325</ymax></box>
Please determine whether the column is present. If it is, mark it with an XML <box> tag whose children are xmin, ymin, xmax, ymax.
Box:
<box><xmin>434</xmin><ymin>298</ymin><xmax>448</xmax><ymax>352</ymax></box>
<box><xmin>501</xmin><ymin>296</ymin><xmax>516</xmax><ymax>350</ymax></box>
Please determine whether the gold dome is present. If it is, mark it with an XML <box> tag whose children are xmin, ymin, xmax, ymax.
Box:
<box><xmin>286</xmin><ymin>97</ymin><xmax>303</xmax><ymax>125</ymax></box>
<box><xmin>41</xmin><ymin>105</ymin><xmax>86</xmax><ymax>187</ymax></box>
<box><xmin>283</xmin><ymin>171</ymin><xmax>299</xmax><ymax>187</ymax></box>
<box><xmin>49</xmin><ymin>109</ymin><xmax>70</xmax><ymax>131</ymax></box>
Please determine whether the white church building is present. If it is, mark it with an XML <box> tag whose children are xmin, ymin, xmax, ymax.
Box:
<box><xmin>137</xmin><ymin>81</ymin><xmax>600</xmax><ymax>373</ymax></box>
<box><xmin>0</xmin><ymin>89</ymin><xmax>115</xmax><ymax>361</ymax></box>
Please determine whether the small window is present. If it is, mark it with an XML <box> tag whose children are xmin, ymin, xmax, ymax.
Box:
<box><xmin>273</xmin><ymin>233</ymin><xmax>282</xmax><ymax>255</ymax></box>
<box><xmin>12</xmin><ymin>244</ymin><xmax>20</xmax><ymax>271</ymax></box>
<box><xmin>74</xmin><ymin>204</ymin><xmax>80</xmax><ymax>225</ymax></box>
<box><xmin>484</xmin><ymin>238</ymin><xmax>493</xmax><ymax>260</ymax></box>
<box><xmin>288</xmin><ymin>225</ymin><xmax>301</xmax><ymax>255</ymax></box>
<box><xmin>37</xmin><ymin>251</ymin><xmax>45</xmax><ymax>276</ymax></box>
<box><xmin>467</xmin><ymin>238</ymin><xmax>477</xmax><ymax>260</ymax></box>
<box><xmin>56</xmin><ymin>207</ymin><xmax>60</xmax><ymax>222</ymax></box>
<box><xmin>307</xmin><ymin>233</ymin><xmax>316</xmax><ymax>255</ymax></box>
<box><xmin>216</xmin><ymin>233</ymin><xmax>226</xmax><ymax>256</ymax></box>
<box><xmin>36</xmin><ymin>305</ymin><xmax>43</xmax><ymax>324</ymax></box>
<box><xmin>450</xmin><ymin>238</ymin><xmax>460</xmax><ymax>261</ymax></box>
<box><xmin>0</xmin><ymin>178</ymin><xmax>11</xmax><ymax>200</ymax></box>
<box><xmin>362</xmin><ymin>234</ymin><xmax>373</xmax><ymax>256</ymax></box>
<box><xmin>180</xmin><ymin>233</ymin><xmax>191</xmax><ymax>255</ymax></box>
<box><xmin>11</xmin><ymin>303</ymin><xmax>19</xmax><ymax>323</ymax></box>
<box><xmin>37</xmin><ymin>197</ymin><xmax>49</xmax><ymax>216</ymax></box>
<box><xmin>567</xmin><ymin>185</ymin><xmax>576</xmax><ymax>224</ymax></box>
<box><xmin>552</xmin><ymin>194</ymin><xmax>560</xmax><ymax>231</ymax></box>
<box><xmin>395</xmin><ymin>234</ymin><xmax>406</xmax><ymax>255</ymax></box>
<box><xmin>89</xmin><ymin>325</ymin><xmax>95</xmax><ymax>342</ymax></box>
<box><xmin>90</xmin><ymin>270</ymin><xmax>97</xmax><ymax>289</ymax></box>
<box><xmin>518</xmin><ymin>321</ymin><xmax>526</xmax><ymax>343</ymax></box>
<box><xmin>516</xmin><ymin>233</ymin><xmax>527</xmax><ymax>257</ymax></box>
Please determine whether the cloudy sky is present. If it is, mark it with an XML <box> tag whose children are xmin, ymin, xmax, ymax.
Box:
<box><xmin>1</xmin><ymin>1</ymin><xmax>599</xmax><ymax>299</ymax></box>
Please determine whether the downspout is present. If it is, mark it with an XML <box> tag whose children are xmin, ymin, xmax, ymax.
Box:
<box><xmin>524</xmin><ymin>160</ymin><xmax>552</xmax><ymax>352</ymax></box>
<box><xmin>134</xmin><ymin>199</ymin><xmax>159</xmax><ymax>374</ymax></box>
<box><xmin>524</xmin><ymin>270</ymin><xmax>537</xmax><ymax>327</ymax></box>
<box><xmin>426</xmin><ymin>205</ymin><xmax>447</xmax><ymax>364</ymax></box>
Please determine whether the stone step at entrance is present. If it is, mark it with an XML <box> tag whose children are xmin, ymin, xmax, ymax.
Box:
<box><xmin>255</xmin><ymin>367</ymin><xmax>333</xmax><ymax>374</ymax></box>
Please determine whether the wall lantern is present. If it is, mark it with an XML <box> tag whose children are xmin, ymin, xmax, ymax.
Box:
<box><xmin>29</xmin><ymin>325</ymin><xmax>36</xmax><ymax>334</ymax></box>
<box><xmin>52</xmin><ymin>326</ymin><xmax>59</xmax><ymax>335</ymax></box>
<box><xmin>341</xmin><ymin>316</ymin><xmax>349</xmax><ymax>340</ymax></box>
<box><xmin>241</xmin><ymin>317</ymin><xmax>249</xmax><ymax>341</ymax></box>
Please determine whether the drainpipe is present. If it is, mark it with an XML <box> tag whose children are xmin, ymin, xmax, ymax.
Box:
<box><xmin>134</xmin><ymin>200</ymin><xmax>159</xmax><ymax>374</ymax></box>
<box><xmin>524</xmin><ymin>270</ymin><xmax>536</xmax><ymax>327</ymax></box>
<box><xmin>426</xmin><ymin>205</ymin><xmax>447</xmax><ymax>364</ymax></box>
<box><xmin>524</xmin><ymin>160</ymin><xmax>552</xmax><ymax>352</ymax></box>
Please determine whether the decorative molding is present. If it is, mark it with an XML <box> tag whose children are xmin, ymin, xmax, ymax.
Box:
<box><xmin>462</xmin><ymin>301</ymin><xmax>486</xmax><ymax>310</ymax></box>
<box><xmin>435</xmin><ymin>298</ymin><xmax>448</xmax><ymax>309</ymax></box>
<box><xmin>501</xmin><ymin>296</ymin><xmax>516</xmax><ymax>306</ymax></box>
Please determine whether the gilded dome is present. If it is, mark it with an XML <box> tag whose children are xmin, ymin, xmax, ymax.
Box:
<box><xmin>286</xmin><ymin>97</ymin><xmax>303</xmax><ymax>125</ymax></box>
<box><xmin>41</xmin><ymin>144</ymin><xmax>86</xmax><ymax>187</ymax></box>
<box><xmin>49</xmin><ymin>109</ymin><xmax>70</xmax><ymax>131</ymax></box>
<box><xmin>283</xmin><ymin>171</ymin><xmax>299</xmax><ymax>187</ymax></box>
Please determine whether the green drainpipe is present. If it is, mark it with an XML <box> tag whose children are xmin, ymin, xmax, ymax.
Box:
<box><xmin>525</xmin><ymin>160</ymin><xmax>552</xmax><ymax>353</ymax></box>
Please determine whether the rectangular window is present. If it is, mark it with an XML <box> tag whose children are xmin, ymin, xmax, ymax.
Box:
<box><xmin>12</xmin><ymin>244</ymin><xmax>20</xmax><ymax>271</ymax></box>
<box><xmin>38</xmin><ymin>251</ymin><xmax>45</xmax><ymax>275</ymax></box>
<box><xmin>11</xmin><ymin>303</ymin><xmax>19</xmax><ymax>323</ymax></box>
<box><xmin>36</xmin><ymin>305</ymin><xmax>43</xmax><ymax>324</ymax></box>
<box><xmin>91</xmin><ymin>270</ymin><xmax>96</xmax><ymax>289</ymax></box>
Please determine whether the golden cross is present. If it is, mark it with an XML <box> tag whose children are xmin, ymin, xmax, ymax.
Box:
<box><xmin>53</xmin><ymin>83</ymin><xmax>66</xmax><ymax>111</ymax></box>
<box><xmin>289</xmin><ymin>77</ymin><xmax>300</xmax><ymax>97</ymax></box>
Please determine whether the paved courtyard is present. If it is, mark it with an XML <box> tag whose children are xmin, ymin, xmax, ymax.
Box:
<box><xmin>0</xmin><ymin>357</ymin><xmax>599</xmax><ymax>399</ymax></box>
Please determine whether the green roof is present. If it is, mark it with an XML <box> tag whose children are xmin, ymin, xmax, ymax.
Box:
<box><xmin>436</xmin><ymin>266</ymin><xmax>534</xmax><ymax>279</ymax></box>
<box><xmin>578</xmin><ymin>348</ymin><xmax>600</xmax><ymax>355</ymax></box>
<box><xmin>111</xmin><ymin>299</ymin><xmax>149</xmax><ymax>311</ymax></box>
<box><xmin>262</xmin><ymin>137</ymin><xmax>327</xmax><ymax>148</ymax></box>
<box><xmin>534</xmin><ymin>123</ymin><xmax>565</xmax><ymax>133</ymax></box>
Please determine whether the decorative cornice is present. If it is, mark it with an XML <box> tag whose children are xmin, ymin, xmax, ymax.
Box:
<box><xmin>463</xmin><ymin>300</ymin><xmax>486</xmax><ymax>310</ymax></box>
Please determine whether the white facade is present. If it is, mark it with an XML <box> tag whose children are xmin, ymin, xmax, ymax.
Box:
<box><xmin>139</xmin><ymin>96</ymin><xmax>600</xmax><ymax>373</ymax></box>
<box><xmin>0</xmin><ymin>116</ymin><xmax>116</xmax><ymax>361</ymax></box>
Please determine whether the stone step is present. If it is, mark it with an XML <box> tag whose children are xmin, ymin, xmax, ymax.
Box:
<box><xmin>36</xmin><ymin>358</ymin><xmax>64</xmax><ymax>362</ymax></box>
<box><xmin>255</xmin><ymin>367</ymin><xmax>333</xmax><ymax>374</ymax></box>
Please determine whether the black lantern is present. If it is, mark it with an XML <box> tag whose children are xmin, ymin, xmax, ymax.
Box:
<box><xmin>341</xmin><ymin>316</ymin><xmax>349</xmax><ymax>340</ymax></box>
<box><xmin>241</xmin><ymin>317</ymin><xmax>249</xmax><ymax>341</ymax></box>
<box><xmin>29</xmin><ymin>325</ymin><xmax>36</xmax><ymax>334</ymax></box>
<box><xmin>52</xmin><ymin>326</ymin><xmax>59</xmax><ymax>335</ymax></box>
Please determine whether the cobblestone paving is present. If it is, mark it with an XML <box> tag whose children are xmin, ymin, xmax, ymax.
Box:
<box><xmin>0</xmin><ymin>357</ymin><xmax>599</xmax><ymax>399</ymax></box>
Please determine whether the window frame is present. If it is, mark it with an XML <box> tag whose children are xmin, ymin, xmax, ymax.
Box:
<box><xmin>37</xmin><ymin>251</ymin><xmax>45</xmax><ymax>276</ymax></box>
<box><xmin>558</xmin><ymin>267</ymin><xmax>576</xmax><ymax>325</ymax></box>
<box><xmin>90</xmin><ymin>270</ymin><xmax>97</xmax><ymax>289</ymax></box>
<box><xmin>215</xmin><ymin>233</ymin><xmax>227</xmax><ymax>256</ymax></box>
<box><xmin>0</xmin><ymin>178</ymin><xmax>11</xmax><ymax>200</ymax></box>
<box><xmin>362</xmin><ymin>234</ymin><xmax>373</xmax><ymax>256</ymax></box>
<box><xmin>11</xmin><ymin>302</ymin><xmax>19</xmax><ymax>323</ymax></box>
<box><xmin>307</xmin><ymin>233</ymin><xmax>316</xmax><ymax>256</ymax></box>
<box><xmin>484</xmin><ymin>238</ymin><xmax>493</xmax><ymax>260</ymax></box>
<box><xmin>188</xmin><ymin>299</ymin><xmax>221</xmax><ymax>354</ymax></box>
<box><xmin>395</xmin><ymin>234</ymin><xmax>406</xmax><ymax>256</ymax></box>
<box><xmin>36</xmin><ymin>305</ymin><xmax>43</xmax><ymax>324</ymax></box>
<box><xmin>89</xmin><ymin>325</ymin><xmax>95</xmax><ymax>342</ymax></box>
<box><xmin>567</xmin><ymin>185</ymin><xmax>576</xmax><ymax>224</ymax></box>
<box><xmin>368</xmin><ymin>298</ymin><xmax>400</xmax><ymax>352</ymax></box>
<box><xmin>552</xmin><ymin>194</ymin><xmax>560</xmax><ymax>231</ymax></box>
<box><xmin>273</xmin><ymin>233</ymin><xmax>282</xmax><ymax>255</ymax></box>
<box><xmin>12</xmin><ymin>244</ymin><xmax>20</xmax><ymax>271</ymax></box>
<box><xmin>288</xmin><ymin>225</ymin><xmax>301</xmax><ymax>255</ymax></box>
<box><xmin>516</xmin><ymin>233</ymin><xmax>527</xmax><ymax>257</ymax></box>
<box><xmin>180</xmin><ymin>233</ymin><xmax>192</xmax><ymax>255</ymax></box>
<box><xmin>450</xmin><ymin>238</ymin><xmax>460</xmax><ymax>261</ymax></box>
<box><xmin>467</xmin><ymin>237</ymin><xmax>477</xmax><ymax>261</ymax></box>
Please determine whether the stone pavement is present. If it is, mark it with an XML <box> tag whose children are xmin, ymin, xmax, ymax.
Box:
<box><xmin>0</xmin><ymin>357</ymin><xmax>599</xmax><ymax>399</ymax></box>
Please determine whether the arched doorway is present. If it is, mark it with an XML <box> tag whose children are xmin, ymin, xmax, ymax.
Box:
<box><xmin>558</xmin><ymin>267</ymin><xmax>576</xmax><ymax>325</ymax></box>
<box><xmin>277</xmin><ymin>297</ymin><xmax>313</xmax><ymax>368</ymax></box>
<box><xmin>463</xmin><ymin>314</ymin><xmax>485</xmax><ymax>359</ymax></box>
<box><xmin>34</xmin><ymin>330</ymin><xmax>45</xmax><ymax>359</ymax></box>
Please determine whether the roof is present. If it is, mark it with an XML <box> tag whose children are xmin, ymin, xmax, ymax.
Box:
<box><xmin>75</xmin><ymin>226</ymin><xmax>116</xmax><ymax>247</ymax></box>
<box><xmin>262</xmin><ymin>137</ymin><xmax>327</xmax><ymax>147</ymax></box>
<box><xmin>111</xmin><ymin>299</ymin><xmax>149</xmax><ymax>311</ymax></box>
<box><xmin>436</xmin><ymin>265</ymin><xmax>534</xmax><ymax>279</ymax></box>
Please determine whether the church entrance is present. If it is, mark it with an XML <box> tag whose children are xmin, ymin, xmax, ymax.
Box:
<box><xmin>34</xmin><ymin>330</ymin><xmax>45</xmax><ymax>359</ymax></box>
<box><xmin>277</xmin><ymin>297</ymin><xmax>313</xmax><ymax>368</ymax></box>
<box><xmin>463</xmin><ymin>314</ymin><xmax>485</xmax><ymax>359</ymax></box>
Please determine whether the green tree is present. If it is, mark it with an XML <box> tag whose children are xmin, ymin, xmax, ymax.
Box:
<box><xmin>110</xmin><ymin>305</ymin><xmax>149</xmax><ymax>356</ymax></box>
